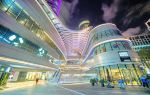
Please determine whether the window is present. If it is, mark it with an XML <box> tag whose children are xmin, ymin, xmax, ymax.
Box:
<box><xmin>113</xmin><ymin>30</ymin><xmax>121</xmax><ymax>35</ymax></box>
<box><xmin>36</xmin><ymin>29</ymin><xmax>43</xmax><ymax>38</ymax></box>
<box><xmin>31</xmin><ymin>23</ymin><xmax>38</xmax><ymax>33</ymax></box>
<box><xmin>104</xmin><ymin>30</ymin><xmax>108</xmax><ymax>37</ymax></box>
<box><xmin>95</xmin><ymin>33</ymin><xmax>98</xmax><ymax>41</ymax></box>
<box><xmin>98</xmin><ymin>45</ymin><xmax>102</xmax><ymax>53</ymax></box>
<box><xmin>140</xmin><ymin>36</ymin><xmax>145</xmax><ymax>39</ymax></box>
<box><xmin>100</xmin><ymin>44</ymin><xmax>106</xmax><ymax>53</ymax></box>
<box><xmin>43</xmin><ymin>6</ymin><xmax>49</xmax><ymax>13</ymax></box>
<box><xmin>106</xmin><ymin>30</ymin><xmax>113</xmax><ymax>37</ymax></box>
<box><xmin>109</xmin><ymin>30</ymin><xmax>115</xmax><ymax>36</ymax></box>
<box><xmin>94</xmin><ymin>47</ymin><xmax>98</xmax><ymax>55</ymax></box>
<box><xmin>111</xmin><ymin>41</ymin><xmax>120</xmax><ymax>50</ymax></box>
<box><xmin>117</xmin><ymin>41</ymin><xmax>125</xmax><ymax>50</ymax></box>
<box><xmin>105</xmin><ymin>42</ymin><xmax>112</xmax><ymax>52</ymax></box>
<box><xmin>16</xmin><ymin>11</ymin><xmax>28</xmax><ymax>25</ymax></box>
<box><xmin>24</xmin><ymin>17</ymin><xmax>33</xmax><ymax>29</ymax></box>
<box><xmin>7</xmin><ymin>2</ymin><xmax>22</xmax><ymax>18</ymax></box>
<box><xmin>0</xmin><ymin>0</ymin><xmax>14</xmax><ymax>11</ymax></box>
<box><xmin>92</xmin><ymin>34</ymin><xmax>96</xmax><ymax>42</ymax></box>
<box><xmin>101</xmin><ymin>31</ymin><xmax>106</xmax><ymax>39</ymax></box>
<box><xmin>122</xmin><ymin>41</ymin><xmax>131</xmax><ymax>49</ymax></box>
<box><xmin>98</xmin><ymin>32</ymin><xmax>102</xmax><ymax>39</ymax></box>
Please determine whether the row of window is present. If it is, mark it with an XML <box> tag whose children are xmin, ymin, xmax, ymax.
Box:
<box><xmin>0</xmin><ymin>25</ymin><xmax>58</xmax><ymax>64</ymax></box>
<box><xmin>129</xmin><ymin>35</ymin><xmax>150</xmax><ymax>40</ymax></box>
<box><xmin>0</xmin><ymin>0</ymin><xmax>42</xmax><ymax>36</ymax></box>
<box><xmin>91</xmin><ymin>29</ymin><xmax>121</xmax><ymax>43</ymax></box>
<box><xmin>131</xmin><ymin>40</ymin><xmax>150</xmax><ymax>46</ymax></box>
<box><xmin>94</xmin><ymin>41</ymin><xmax>131</xmax><ymax>55</ymax></box>
<box><xmin>0</xmin><ymin>0</ymin><xmax>63</xmax><ymax>58</ymax></box>
<box><xmin>37</xmin><ymin>0</ymin><xmax>63</xmax><ymax>33</ymax></box>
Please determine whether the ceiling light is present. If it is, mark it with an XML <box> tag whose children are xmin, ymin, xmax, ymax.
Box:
<box><xmin>19</xmin><ymin>38</ymin><xmax>24</xmax><ymax>43</ymax></box>
<box><xmin>39</xmin><ymin>48</ymin><xmax>43</xmax><ymax>51</ymax></box>
<box><xmin>9</xmin><ymin>35</ymin><xmax>16</xmax><ymax>41</ymax></box>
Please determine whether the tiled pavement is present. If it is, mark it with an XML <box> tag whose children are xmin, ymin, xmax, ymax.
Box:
<box><xmin>0</xmin><ymin>82</ymin><xmax>149</xmax><ymax>95</ymax></box>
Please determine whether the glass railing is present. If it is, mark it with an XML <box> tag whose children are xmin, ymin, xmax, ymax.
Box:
<box><xmin>0</xmin><ymin>0</ymin><xmax>64</xmax><ymax>60</ymax></box>
<box><xmin>0</xmin><ymin>25</ymin><xmax>59</xmax><ymax>64</ymax></box>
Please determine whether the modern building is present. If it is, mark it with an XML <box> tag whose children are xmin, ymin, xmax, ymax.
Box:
<box><xmin>145</xmin><ymin>18</ymin><xmax>150</xmax><ymax>31</ymax></box>
<box><xmin>128</xmin><ymin>34</ymin><xmax>150</xmax><ymax>69</ymax></box>
<box><xmin>129</xmin><ymin>34</ymin><xmax>150</xmax><ymax>52</ymax></box>
<box><xmin>83</xmin><ymin>24</ymin><xmax>143</xmax><ymax>85</ymax></box>
<box><xmin>0</xmin><ymin>0</ymin><xmax>146</xmax><ymax>86</ymax></box>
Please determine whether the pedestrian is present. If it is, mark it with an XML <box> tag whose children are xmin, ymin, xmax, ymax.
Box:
<box><xmin>90</xmin><ymin>78</ymin><xmax>93</xmax><ymax>86</ymax></box>
<box><xmin>95</xmin><ymin>78</ymin><xmax>99</xmax><ymax>86</ymax></box>
<box><xmin>36</xmin><ymin>78</ymin><xmax>39</xmax><ymax>85</ymax></box>
<box><xmin>140</xmin><ymin>76</ymin><xmax>148</xmax><ymax>87</ymax></box>
<box><xmin>107</xmin><ymin>80</ymin><xmax>114</xmax><ymax>88</ymax></box>
<box><xmin>118</xmin><ymin>79</ymin><xmax>125</xmax><ymax>89</ymax></box>
<box><xmin>100</xmin><ymin>78</ymin><xmax>105</xmax><ymax>87</ymax></box>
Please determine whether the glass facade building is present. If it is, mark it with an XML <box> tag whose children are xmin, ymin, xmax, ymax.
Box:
<box><xmin>87</xmin><ymin>24</ymin><xmax>143</xmax><ymax>85</ymax></box>
<box><xmin>0</xmin><ymin>0</ymin><xmax>64</xmax><ymax>59</ymax></box>
<box><xmin>0</xmin><ymin>0</ymin><xmax>148</xmax><ymax>87</ymax></box>
<box><xmin>0</xmin><ymin>25</ymin><xmax>59</xmax><ymax>64</ymax></box>
<box><xmin>129</xmin><ymin>34</ymin><xmax>150</xmax><ymax>69</ymax></box>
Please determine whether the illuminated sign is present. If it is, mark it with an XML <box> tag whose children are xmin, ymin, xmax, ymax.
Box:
<box><xmin>118</xmin><ymin>51</ymin><xmax>131</xmax><ymax>62</ymax></box>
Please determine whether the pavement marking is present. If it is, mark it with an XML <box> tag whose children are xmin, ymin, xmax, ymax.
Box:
<box><xmin>59</xmin><ymin>86</ymin><xmax>86</xmax><ymax>95</ymax></box>
<box><xmin>60</xmin><ymin>82</ymin><xmax>89</xmax><ymax>85</ymax></box>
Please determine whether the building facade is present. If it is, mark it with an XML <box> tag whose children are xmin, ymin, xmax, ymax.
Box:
<box><xmin>129</xmin><ymin>34</ymin><xmax>150</xmax><ymax>69</ymax></box>
<box><xmin>85</xmin><ymin>24</ymin><xmax>144</xmax><ymax>85</ymax></box>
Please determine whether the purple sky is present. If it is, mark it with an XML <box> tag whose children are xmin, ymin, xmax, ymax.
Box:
<box><xmin>60</xmin><ymin>0</ymin><xmax>150</xmax><ymax>36</ymax></box>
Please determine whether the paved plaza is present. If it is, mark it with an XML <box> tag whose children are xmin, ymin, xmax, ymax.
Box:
<box><xmin>0</xmin><ymin>82</ymin><xmax>149</xmax><ymax>95</ymax></box>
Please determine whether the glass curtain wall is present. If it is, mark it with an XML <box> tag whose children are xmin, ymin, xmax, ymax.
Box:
<box><xmin>92</xmin><ymin>29</ymin><xmax>121</xmax><ymax>43</ymax></box>
<box><xmin>0</xmin><ymin>0</ymin><xmax>64</xmax><ymax>59</ymax></box>
<box><xmin>94</xmin><ymin>41</ymin><xmax>131</xmax><ymax>55</ymax></box>
<box><xmin>98</xmin><ymin>64</ymin><xmax>143</xmax><ymax>85</ymax></box>
<box><xmin>0</xmin><ymin>25</ymin><xmax>58</xmax><ymax>64</ymax></box>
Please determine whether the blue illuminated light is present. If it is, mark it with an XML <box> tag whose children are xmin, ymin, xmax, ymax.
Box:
<box><xmin>4</xmin><ymin>38</ymin><xmax>11</xmax><ymax>43</ymax></box>
<box><xmin>6</xmin><ymin>67</ymin><xmax>11</xmax><ymax>72</ymax></box>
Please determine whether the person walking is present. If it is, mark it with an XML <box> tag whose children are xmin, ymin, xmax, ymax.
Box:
<box><xmin>90</xmin><ymin>78</ymin><xmax>95</xmax><ymax>86</ymax></box>
<box><xmin>107</xmin><ymin>80</ymin><xmax>114</xmax><ymax>88</ymax></box>
<box><xmin>95</xmin><ymin>78</ymin><xmax>99</xmax><ymax>86</ymax></box>
<box><xmin>118</xmin><ymin>79</ymin><xmax>125</xmax><ymax>89</ymax></box>
<box><xmin>100</xmin><ymin>78</ymin><xmax>105</xmax><ymax>87</ymax></box>
<box><xmin>36</xmin><ymin>78</ymin><xmax>39</xmax><ymax>85</ymax></box>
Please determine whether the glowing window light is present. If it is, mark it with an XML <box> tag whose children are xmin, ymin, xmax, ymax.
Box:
<box><xmin>42</xmin><ymin>50</ymin><xmax>45</xmax><ymax>53</ymax></box>
<box><xmin>38</xmin><ymin>48</ymin><xmax>43</xmax><ymax>51</ymax></box>
<box><xmin>9</xmin><ymin>35</ymin><xmax>16</xmax><ymax>41</ymax></box>
<box><xmin>19</xmin><ymin>38</ymin><xmax>23</xmax><ymax>43</ymax></box>
<box><xmin>14</xmin><ymin>42</ymin><xmax>19</xmax><ymax>46</ymax></box>
<box><xmin>6</xmin><ymin>67</ymin><xmax>11</xmax><ymax>72</ymax></box>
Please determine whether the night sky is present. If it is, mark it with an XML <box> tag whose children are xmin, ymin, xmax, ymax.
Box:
<box><xmin>61</xmin><ymin>0</ymin><xmax>150</xmax><ymax>36</ymax></box>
